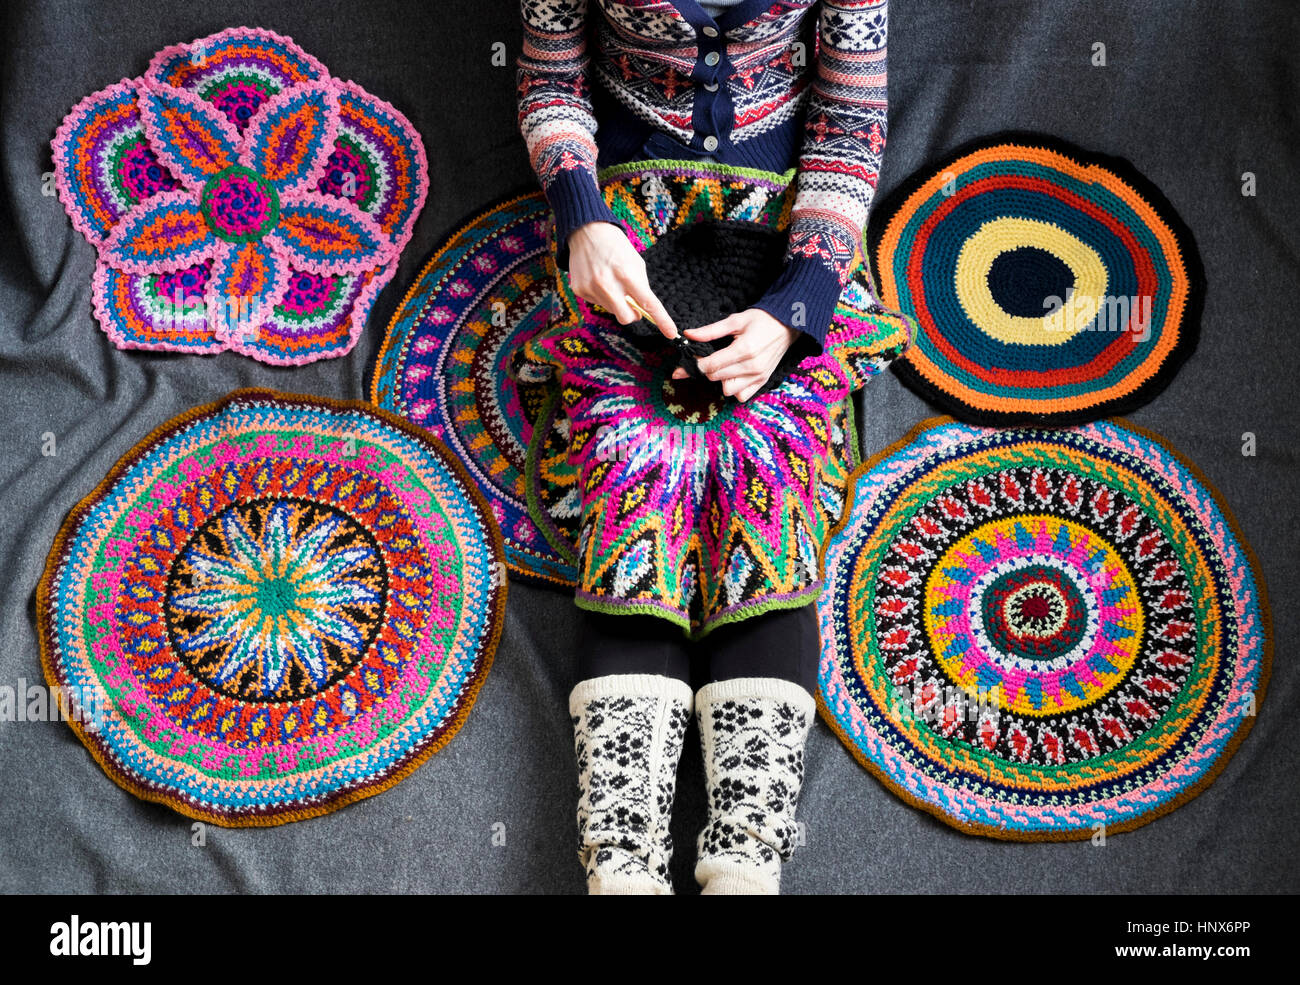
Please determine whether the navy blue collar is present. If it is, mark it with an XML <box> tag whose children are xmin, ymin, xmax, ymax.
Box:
<box><xmin>669</xmin><ymin>0</ymin><xmax>780</xmax><ymax>32</ymax></box>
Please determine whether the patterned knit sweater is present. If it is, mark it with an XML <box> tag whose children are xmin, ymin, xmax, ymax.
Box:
<box><xmin>517</xmin><ymin>0</ymin><xmax>888</xmax><ymax>349</ymax></box>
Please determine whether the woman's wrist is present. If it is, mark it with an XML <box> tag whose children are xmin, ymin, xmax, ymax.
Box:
<box><xmin>547</xmin><ymin>170</ymin><xmax>621</xmax><ymax>254</ymax></box>
<box><xmin>750</xmin><ymin>254</ymin><xmax>846</xmax><ymax>356</ymax></box>
<box><xmin>567</xmin><ymin>220</ymin><xmax>623</xmax><ymax>248</ymax></box>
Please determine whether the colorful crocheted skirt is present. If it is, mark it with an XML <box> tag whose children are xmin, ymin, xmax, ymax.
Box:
<box><xmin>818</xmin><ymin>418</ymin><xmax>1271</xmax><ymax>839</ymax></box>
<box><xmin>868</xmin><ymin>132</ymin><xmax>1202</xmax><ymax>424</ymax></box>
<box><xmin>517</xmin><ymin>160</ymin><xmax>916</xmax><ymax>637</ymax></box>
<box><xmin>51</xmin><ymin>27</ymin><xmax>428</xmax><ymax>365</ymax></box>
<box><xmin>38</xmin><ymin>391</ymin><xmax>506</xmax><ymax>825</ymax></box>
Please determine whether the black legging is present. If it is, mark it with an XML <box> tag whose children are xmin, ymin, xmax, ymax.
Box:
<box><xmin>575</xmin><ymin>601</ymin><xmax>820</xmax><ymax>695</ymax></box>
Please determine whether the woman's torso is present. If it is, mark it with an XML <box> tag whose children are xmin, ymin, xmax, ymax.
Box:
<box><xmin>587</xmin><ymin>0</ymin><xmax>821</xmax><ymax>174</ymax></box>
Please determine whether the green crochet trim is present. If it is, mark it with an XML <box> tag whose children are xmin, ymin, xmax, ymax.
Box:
<box><xmin>524</xmin><ymin>381</ymin><xmax>579</xmax><ymax>565</ymax></box>
<box><xmin>575</xmin><ymin>580</ymin><xmax>825</xmax><ymax>643</ymax></box>
<box><xmin>843</xmin><ymin>394</ymin><xmax>862</xmax><ymax>470</ymax></box>
<box><xmin>596</xmin><ymin>158</ymin><xmax>798</xmax><ymax>188</ymax></box>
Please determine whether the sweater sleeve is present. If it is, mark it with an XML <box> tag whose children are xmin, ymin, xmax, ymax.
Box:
<box><xmin>516</xmin><ymin>0</ymin><xmax>621</xmax><ymax>262</ymax></box>
<box><xmin>751</xmin><ymin>0</ymin><xmax>889</xmax><ymax>352</ymax></box>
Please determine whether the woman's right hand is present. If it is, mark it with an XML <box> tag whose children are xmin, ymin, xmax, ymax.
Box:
<box><xmin>566</xmin><ymin>221</ymin><xmax>678</xmax><ymax>341</ymax></box>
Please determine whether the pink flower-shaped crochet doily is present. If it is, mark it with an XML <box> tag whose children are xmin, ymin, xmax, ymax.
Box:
<box><xmin>52</xmin><ymin>27</ymin><xmax>429</xmax><ymax>365</ymax></box>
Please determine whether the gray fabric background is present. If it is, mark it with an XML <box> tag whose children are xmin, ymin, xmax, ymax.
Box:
<box><xmin>1</xmin><ymin>0</ymin><xmax>1296</xmax><ymax>894</ymax></box>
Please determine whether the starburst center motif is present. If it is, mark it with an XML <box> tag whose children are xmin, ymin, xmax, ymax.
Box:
<box><xmin>163</xmin><ymin>496</ymin><xmax>388</xmax><ymax>701</ymax></box>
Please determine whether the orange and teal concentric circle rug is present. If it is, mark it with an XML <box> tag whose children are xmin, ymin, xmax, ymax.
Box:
<box><xmin>817</xmin><ymin>418</ymin><xmax>1270</xmax><ymax>840</ymax></box>
<box><xmin>38</xmin><ymin>390</ymin><xmax>506</xmax><ymax>826</ymax></box>
<box><xmin>868</xmin><ymin>133</ymin><xmax>1203</xmax><ymax>425</ymax></box>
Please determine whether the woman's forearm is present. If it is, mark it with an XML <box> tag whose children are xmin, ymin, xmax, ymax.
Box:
<box><xmin>516</xmin><ymin>0</ymin><xmax>620</xmax><ymax>247</ymax></box>
<box><xmin>755</xmin><ymin>0</ymin><xmax>889</xmax><ymax>347</ymax></box>
<box><xmin>792</xmin><ymin>0</ymin><xmax>889</xmax><ymax>276</ymax></box>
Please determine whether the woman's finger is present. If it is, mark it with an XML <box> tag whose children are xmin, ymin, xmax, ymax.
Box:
<box><xmin>623</xmin><ymin>281</ymin><xmax>678</xmax><ymax>340</ymax></box>
<box><xmin>697</xmin><ymin>336</ymin><xmax>755</xmax><ymax>377</ymax></box>
<box><xmin>593</xmin><ymin>280</ymin><xmax>639</xmax><ymax>324</ymax></box>
<box><xmin>721</xmin><ymin>373</ymin><xmax>766</xmax><ymax>398</ymax></box>
<box><xmin>682</xmin><ymin>316</ymin><xmax>743</xmax><ymax>342</ymax></box>
<box><xmin>704</xmin><ymin>356</ymin><xmax>760</xmax><ymax>382</ymax></box>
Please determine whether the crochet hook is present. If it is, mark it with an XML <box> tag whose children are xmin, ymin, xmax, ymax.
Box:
<box><xmin>624</xmin><ymin>295</ymin><xmax>656</xmax><ymax>324</ymax></box>
<box><xmin>626</xmin><ymin>294</ymin><xmax>686</xmax><ymax>344</ymax></box>
<box><xmin>627</xmin><ymin>294</ymin><xmax>696</xmax><ymax>388</ymax></box>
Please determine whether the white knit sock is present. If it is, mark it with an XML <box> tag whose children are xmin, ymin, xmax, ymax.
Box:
<box><xmin>569</xmin><ymin>673</ymin><xmax>693</xmax><ymax>895</ymax></box>
<box><xmin>694</xmin><ymin>676</ymin><xmax>815</xmax><ymax>895</ymax></box>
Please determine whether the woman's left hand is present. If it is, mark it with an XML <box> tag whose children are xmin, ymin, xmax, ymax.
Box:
<box><xmin>670</xmin><ymin>308</ymin><xmax>799</xmax><ymax>402</ymax></box>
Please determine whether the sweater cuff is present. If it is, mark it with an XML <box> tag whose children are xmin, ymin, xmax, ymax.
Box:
<box><xmin>751</xmin><ymin>254</ymin><xmax>847</xmax><ymax>353</ymax></box>
<box><xmin>544</xmin><ymin>167</ymin><xmax>621</xmax><ymax>271</ymax></box>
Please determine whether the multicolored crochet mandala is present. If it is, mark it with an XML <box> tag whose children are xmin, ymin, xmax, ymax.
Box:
<box><xmin>818</xmin><ymin>418</ymin><xmax>1271</xmax><ymax>840</ymax></box>
<box><xmin>52</xmin><ymin>27</ymin><xmax>428</xmax><ymax>364</ymax></box>
<box><xmin>38</xmin><ymin>391</ymin><xmax>506</xmax><ymax>825</ymax></box>
<box><xmin>868</xmin><ymin>133</ymin><xmax>1202</xmax><ymax>424</ymax></box>
<box><xmin>372</xmin><ymin>192</ymin><xmax>580</xmax><ymax>587</ymax></box>
<box><xmin>520</xmin><ymin>160</ymin><xmax>916</xmax><ymax>637</ymax></box>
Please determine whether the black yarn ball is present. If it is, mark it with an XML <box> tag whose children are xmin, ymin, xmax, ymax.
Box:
<box><xmin>630</xmin><ymin>219</ymin><xmax>816</xmax><ymax>398</ymax></box>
